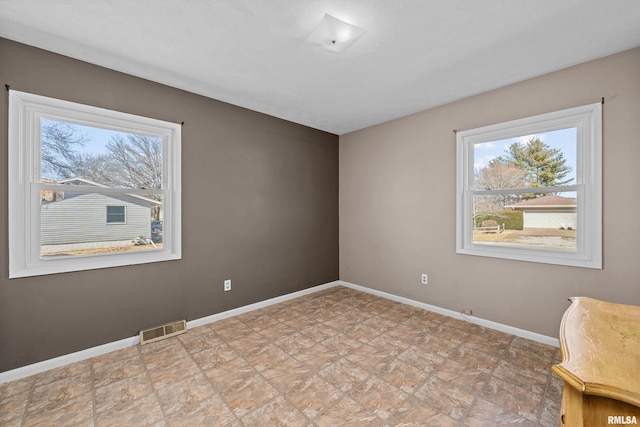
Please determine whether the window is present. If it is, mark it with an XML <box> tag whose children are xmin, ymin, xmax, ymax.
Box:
<box><xmin>106</xmin><ymin>206</ymin><xmax>126</xmax><ymax>224</ymax></box>
<box><xmin>9</xmin><ymin>90</ymin><xmax>181</xmax><ymax>278</ymax></box>
<box><xmin>456</xmin><ymin>103</ymin><xmax>602</xmax><ymax>268</ymax></box>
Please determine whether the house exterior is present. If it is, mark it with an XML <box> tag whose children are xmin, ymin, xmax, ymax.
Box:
<box><xmin>505</xmin><ymin>195</ymin><xmax>576</xmax><ymax>229</ymax></box>
<box><xmin>40</xmin><ymin>178</ymin><xmax>161</xmax><ymax>253</ymax></box>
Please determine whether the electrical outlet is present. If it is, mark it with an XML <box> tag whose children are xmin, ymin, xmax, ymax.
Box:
<box><xmin>224</xmin><ymin>279</ymin><xmax>231</xmax><ymax>291</ymax></box>
<box><xmin>463</xmin><ymin>308</ymin><xmax>473</xmax><ymax>316</ymax></box>
<box><xmin>421</xmin><ymin>274</ymin><xmax>428</xmax><ymax>285</ymax></box>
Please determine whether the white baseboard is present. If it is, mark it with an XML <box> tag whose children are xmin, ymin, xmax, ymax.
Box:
<box><xmin>187</xmin><ymin>281</ymin><xmax>339</xmax><ymax>329</ymax></box>
<box><xmin>0</xmin><ymin>280</ymin><xmax>341</xmax><ymax>385</ymax></box>
<box><xmin>0</xmin><ymin>278</ymin><xmax>558</xmax><ymax>385</ymax></box>
<box><xmin>0</xmin><ymin>336</ymin><xmax>139</xmax><ymax>385</ymax></box>
<box><xmin>339</xmin><ymin>280</ymin><xmax>560</xmax><ymax>348</ymax></box>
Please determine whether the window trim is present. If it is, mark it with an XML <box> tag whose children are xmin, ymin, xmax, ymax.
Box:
<box><xmin>8</xmin><ymin>90</ymin><xmax>182</xmax><ymax>278</ymax></box>
<box><xmin>456</xmin><ymin>103</ymin><xmax>602</xmax><ymax>269</ymax></box>
<box><xmin>106</xmin><ymin>206</ymin><xmax>127</xmax><ymax>224</ymax></box>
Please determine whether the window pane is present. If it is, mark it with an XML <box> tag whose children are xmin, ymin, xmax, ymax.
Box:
<box><xmin>106</xmin><ymin>206</ymin><xmax>126</xmax><ymax>223</ymax></box>
<box><xmin>40</xmin><ymin>190</ymin><xmax>163</xmax><ymax>257</ymax></box>
<box><xmin>10</xmin><ymin>90</ymin><xmax>181</xmax><ymax>278</ymax></box>
<box><xmin>474</xmin><ymin>127</ymin><xmax>576</xmax><ymax>190</ymax></box>
<box><xmin>472</xmin><ymin>191</ymin><xmax>577</xmax><ymax>253</ymax></box>
<box><xmin>40</xmin><ymin>118</ymin><xmax>163</xmax><ymax>190</ymax></box>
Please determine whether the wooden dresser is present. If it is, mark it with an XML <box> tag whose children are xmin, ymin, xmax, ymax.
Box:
<box><xmin>552</xmin><ymin>297</ymin><xmax>640</xmax><ymax>426</ymax></box>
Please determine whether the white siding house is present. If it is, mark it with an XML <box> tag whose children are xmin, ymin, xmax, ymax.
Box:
<box><xmin>505</xmin><ymin>195</ymin><xmax>577</xmax><ymax>230</ymax></box>
<box><xmin>505</xmin><ymin>195</ymin><xmax>577</xmax><ymax>229</ymax></box>
<box><xmin>40</xmin><ymin>179</ymin><xmax>161</xmax><ymax>254</ymax></box>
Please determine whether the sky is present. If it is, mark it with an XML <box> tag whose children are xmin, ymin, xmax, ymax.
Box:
<box><xmin>41</xmin><ymin>118</ymin><xmax>147</xmax><ymax>155</ymax></box>
<box><xmin>473</xmin><ymin>127</ymin><xmax>578</xmax><ymax>185</ymax></box>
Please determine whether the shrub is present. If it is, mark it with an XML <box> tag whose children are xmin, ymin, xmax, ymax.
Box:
<box><xmin>475</xmin><ymin>210</ymin><xmax>523</xmax><ymax>230</ymax></box>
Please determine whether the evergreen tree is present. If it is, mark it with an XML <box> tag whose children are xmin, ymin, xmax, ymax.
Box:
<box><xmin>497</xmin><ymin>137</ymin><xmax>572</xmax><ymax>196</ymax></box>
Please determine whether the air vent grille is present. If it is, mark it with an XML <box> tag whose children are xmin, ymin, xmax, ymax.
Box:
<box><xmin>140</xmin><ymin>320</ymin><xmax>187</xmax><ymax>345</ymax></box>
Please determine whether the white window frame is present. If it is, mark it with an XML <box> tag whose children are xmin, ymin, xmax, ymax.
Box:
<box><xmin>8</xmin><ymin>90</ymin><xmax>182</xmax><ymax>278</ymax></box>
<box><xmin>456</xmin><ymin>103</ymin><xmax>602</xmax><ymax>269</ymax></box>
<box><xmin>106</xmin><ymin>206</ymin><xmax>127</xmax><ymax>224</ymax></box>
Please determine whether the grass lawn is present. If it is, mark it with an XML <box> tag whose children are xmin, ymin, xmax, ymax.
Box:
<box><xmin>473</xmin><ymin>228</ymin><xmax>577</xmax><ymax>251</ymax></box>
<box><xmin>42</xmin><ymin>243</ymin><xmax>163</xmax><ymax>257</ymax></box>
<box><xmin>473</xmin><ymin>228</ymin><xmax>576</xmax><ymax>242</ymax></box>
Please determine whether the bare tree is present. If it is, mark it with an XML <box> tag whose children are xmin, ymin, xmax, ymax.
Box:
<box><xmin>474</xmin><ymin>161</ymin><xmax>527</xmax><ymax>213</ymax></box>
<box><xmin>70</xmin><ymin>152</ymin><xmax>118</xmax><ymax>185</ymax></box>
<box><xmin>41</xmin><ymin>121</ymin><xmax>88</xmax><ymax>180</ymax></box>
<box><xmin>106</xmin><ymin>134</ymin><xmax>162</xmax><ymax>190</ymax></box>
<box><xmin>106</xmin><ymin>134</ymin><xmax>163</xmax><ymax>220</ymax></box>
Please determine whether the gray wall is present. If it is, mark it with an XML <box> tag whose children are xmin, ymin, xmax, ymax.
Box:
<box><xmin>340</xmin><ymin>48</ymin><xmax>640</xmax><ymax>338</ymax></box>
<box><xmin>0</xmin><ymin>38</ymin><xmax>339</xmax><ymax>372</ymax></box>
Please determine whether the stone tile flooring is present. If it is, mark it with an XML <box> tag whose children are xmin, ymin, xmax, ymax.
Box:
<box><xmin>0</xmin><ymin>286</ymin><xmax>563</xmax><ymax>426</ymax></box>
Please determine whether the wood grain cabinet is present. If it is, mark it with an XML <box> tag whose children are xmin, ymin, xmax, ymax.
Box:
<box><xmin>552</xmin><ymin>297</ymin><xmax>640</xmax><ymax>426</ymax></box>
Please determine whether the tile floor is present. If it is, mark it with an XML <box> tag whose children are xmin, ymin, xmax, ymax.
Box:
<box><xmin>0</xmin><ymin>286</ymin><xmax>563</xmax><ymax>426</ymax></box>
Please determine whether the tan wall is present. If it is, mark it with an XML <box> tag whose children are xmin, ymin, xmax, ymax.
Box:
<box><xmin>339</xmin><ymin>48</ymin><xmax>640</xmax><ymax>338</ymax></box>
<box><xmin>0</xmin><ymin>38</ymin><xmax>339</xmax><ymax>372</ymax></box>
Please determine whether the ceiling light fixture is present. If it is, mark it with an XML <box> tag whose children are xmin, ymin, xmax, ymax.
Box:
<box><xmin>306</xmin><ymin>14</ymin><xmax>365</xmax><ymax>53</ymax></box>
